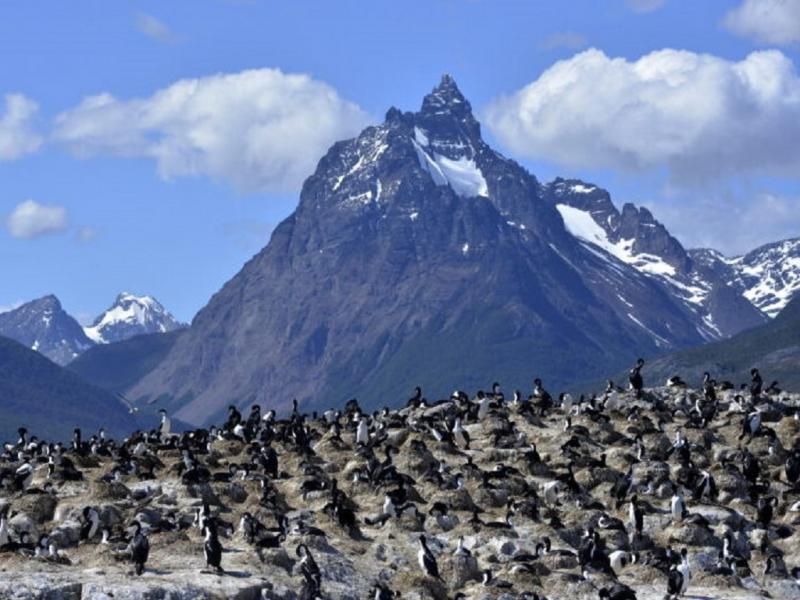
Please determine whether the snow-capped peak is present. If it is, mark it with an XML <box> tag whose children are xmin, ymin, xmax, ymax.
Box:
<box><xmin>84</xmin><ymin>292</ymin><xmax>184</xmax><ymax>344</ymax></box>
<box><xmin>694</xmin><ymin>238</ymin><xmax>800</xmax><ymax>318</ymax></box>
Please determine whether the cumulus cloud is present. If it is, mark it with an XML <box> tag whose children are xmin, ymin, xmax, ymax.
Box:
<box><xmin>723</xmin><ymin>0</ymin><xmax>800</xmax><ymax>45</ymax></box>
<box><xmin>5</xmin><ymin>200</ymin><xmax>69</xmax><ymax>239</ymax></box>
<box><xmin>0</xmin><ymin>94</ymin><xmax>42</xmax><ymax>160</ymax></box>
<box><xmin>625</xmin><ymin>0</ymin><xmax>666</xmax><ymax>13</ymax></box>
<box><xmin>483</xmin><ymin>48</ymin><xmax>800</xmax><ymax>185</ymax></box>
<box><xmin>135</xmin><ymin>12</ymin><xmax>179</xmax><ymax>43</ymax></box>
<box><xmin>539</xmin><ymin>31</ymin><xmax>587</xmax><ymax>51</ymax></box>
<box><xmin>53</xmin><ymin>69</ymin><xmax>372</xmax><ymax>193</ymax></box>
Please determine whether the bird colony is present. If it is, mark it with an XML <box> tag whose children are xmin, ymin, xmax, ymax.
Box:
<box><xmin>1</xmin><ymin>364</ymin><xmax>800</xmax><ymax>600</ymax></box>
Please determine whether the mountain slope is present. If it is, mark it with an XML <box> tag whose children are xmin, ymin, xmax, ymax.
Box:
<box><xmin>83</xmin><ymin>292</ymin><xmax>184</xmax><ymax>344</ymax></box>
<box><xmin>130</xmin><ymin>76</ymin><xmax>720</xmax><ymax>424</ymax></box>
<box><xmin>546</xmin><ymin>178</ymin><xmax>768</xmax><ymax>339</ymax></box>
<box><xmin>0</xmin><ymin>335</ymin><xmax>138</xmax><ymax>441</ymax></box>
<box><xmin>625</xmin><ymin>297</ymin><xmax>800</xmax><ymax>391</ymax></box>
<box><xmin>67</xmin><ymin>330</ymin><xmax>184</xmax><ymax>394</ymax></box>
<box><xmin>0</xmin><ymin>295</ymin><xmax>94</xmax><ymax>365</ymax></box>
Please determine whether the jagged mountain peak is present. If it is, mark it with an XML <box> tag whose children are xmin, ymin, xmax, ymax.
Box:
<box><xmin>0</xmin><ymin>295</ymin><xmax>93</xmax><ymax>365</ymax></box>
<box><xmin>420</xmin><ymin>74</ymin><xmax>468</xmax><ymax>113</ymax></box>
<box><xmin>690</xmin><ymin>237</ymin><xmax>800</xmax><ymax>318</ymax></box>
<box><xmin>84</xmin><ymin>292</ymin><xmax>184</xmax><ymax>345</ymax></box>
<box><xmin>29</xmin><ymin>294</ymin><xmax>62</xmax><ymax>309</ymax></box>
<box><xmin>131</xmin><ymin>80</ymin><xmax>728</xmax><ymax>423</ymax></box>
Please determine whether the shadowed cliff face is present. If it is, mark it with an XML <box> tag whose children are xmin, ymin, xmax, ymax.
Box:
<box><xmin>130</xmin><ymin>76</ymin><xmax>728</xmax><ymax>424</ymax></box>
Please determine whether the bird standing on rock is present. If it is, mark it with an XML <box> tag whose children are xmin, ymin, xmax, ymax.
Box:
<box><xmin>629</xmin><ymin>358</ymin><xmax>644</xmax><ymax>398</ymax></box>
<box><xmin>418</xmin><ymin>535</ymin><xmax>442</xmax><ymax>580</ymax></box>
<box><xmin>203</xmin><ymin>520</ymin><xmax>224</xmax><ymax>574</ymax></box>
<box><xmin>128</xmin><ymin>521</ymin><xmax>149</xmax><ymax>576</ymax></box>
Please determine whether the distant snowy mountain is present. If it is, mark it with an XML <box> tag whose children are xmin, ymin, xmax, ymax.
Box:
<box><xmin>690</xmin><ymin>238</ymin><xmax>800</xmax><ymax>318</ymax></box>
<box><xmin>84</xmin><ymin>292</ymin><xmax>184</xmax><ymax>344</ymax></box>
<box><xmin>545</xmin><ymin>178</ymin><xmax>767</xmax><ymax>339</ymax></box>
<box><xmin>0</xmin><ymin>295</ymin><xmax>94</xmax><ymax>365</ymax></box>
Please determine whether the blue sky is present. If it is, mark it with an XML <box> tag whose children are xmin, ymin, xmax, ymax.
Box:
<box><xmin>2</xmin><ymin>0</ymin><xmax>799</xmax><ymax>323</ymax></box>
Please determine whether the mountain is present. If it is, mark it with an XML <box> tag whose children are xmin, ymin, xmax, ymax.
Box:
<box><xmin>690</xmin><ymin>238</ymin><xmax>800</xmax><ymax>318</ymax></box>
<box><xmin>0</xmin><ymin>295</ymin><xmax>93</xmax><ymax>365</ymax></box>
<box><xmin>130</xmin><ymin>75</ymin><xmax>734</xmax><ymax>425</ymax></box>
<box><xmin>0</xmin><ymin>335</ymin><xmax>138</xmax><ymax>442</ymax></box>
<box><xmin>68</xmin><ymin>329</ymin><xmax>184</xmax><ymax>394</ymax></box>
<box><xmin>625</xmin><ymin>296</ymin><xmax>800</xmax><ymax>392</ymax></box>
<box><xmin>545</xmin><ymin>178</ymin><xmax>768</xmax><ymax>339</ymax></box>
<box><xmin>83</xmin><ymin>292</ymin><xmax>184</xmax><ymax>344</ymax></box>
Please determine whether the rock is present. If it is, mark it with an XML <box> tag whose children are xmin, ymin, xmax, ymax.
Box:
<box><xmin>95</xmin><ymin>481</ymin><xmax>130</xmax><ymax>500</ymax></box>
<box><xmin>9</xmin><ymin>511</ymin><xmax>38</xmax><ymax>538</ymax></box>
<box><xmin>13</xmin><ymin>493</ymin><xmax>57</xmax><ymax>523</ymax></box>
<box><xmin>473</xmin><ymin>487</ymin><xmax>507</xmax><ymax>508</ymax></box>
<box><xmin>189</xmin><ymin>483</ymin><xmax>221</xmax><ymax>506</ymax></box>
<box><xmin>99</xmin><ymin>504</ymin><xmax>123</xmax><ymax>527</ymax></box>
<box><xmin>442</xmin><ymin>554</ymin><xmax>480</xmax><ymax>589</ymax></box>
<box><xmin>258</xmin><ymin>548</ymin><xmax>294</xmax><ymax>573</ymax></box>
<box><xmin>668</xmin><ymin>523</ymin><xmax>716</xmax><ymax>546</ymax></box>
<box><xmin>50</xmin><ymin>519</ymin><xmax>82</xmax><ymax>546</ymax></box>
<box><xmin>259</xmin><ymin>582</ymin><xmax>298</xmax><ymax>600</ymax></box>
<box><xmin>227</xmin><ymin>482</ymin><xmax>248</xmax><ymax>503</ymax></box>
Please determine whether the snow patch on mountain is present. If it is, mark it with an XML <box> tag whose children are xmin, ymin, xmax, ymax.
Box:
<box><xmin>557</xmin><ymin>204</ymin><xmax>678</xmax><ymax>278</ymax></box>
<box><xmin>413</xmin><ymin>127</ymin><xmax>488</xmax><ymax>198</ymax></box>
<box><xmin>84</xmin><ymin>292</ymin><xmax>184</xmax><ymax>344</ymax></box>
<box><xmin>732</xmin><ymin>238</ymin><xmax>800</xmax><ymax>318</ymax></box>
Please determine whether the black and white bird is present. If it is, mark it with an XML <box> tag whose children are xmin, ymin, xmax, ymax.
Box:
<box><xmin>666</xmin><ymin>564</ymin><xmax>684</xmax><ymax>599</ymax></box>
<box><xmin>452</xmin><ymin>418</ymin><xmax>470</xmax><ymax>450</ymax></box>
<box><xmin>629</xmin><ymin>359</ymin><xmax>644</xmax><ymax>398</ymax></box>
<box><xmin>740</xmin><ymin>409</ymin><xmax>762</xmax><ymax>442</ymax></box>
<box><xmin>203</xmin><ymin>521</ymin><xmax>224</xmax><ymax>573</ymax></box>
<box><xmin>128</xmin><ymin>521</ymin><xmax>149</xmax><ymax>576</ymax></box>
<box><xmin>80</xmin><ymin>506</ymin><xmax>101</xmax><ymax>542</ymax></box>
<box><xmin>629</xmin><ymin>495</ymin><xmax>643</xmax><ymax>536</ymax></box>
<box><xmin>417</xmin><ymin>535</ymin><xmax>441</xmax><ymax>580</ymax></box>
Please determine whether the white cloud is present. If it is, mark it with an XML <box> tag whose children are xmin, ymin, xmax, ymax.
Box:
<box><xmin>6</xmin><ymin>200</ymin><xmax>69</xmax><ymax>239</ymax></box>
<box><xmin>539</xmin><ymin>31</ymin><xmax>587</xmax><ymax>51</ymax></box>
<box><xmin>483</xmin><ymin>48</ymin><xmax>800</xmax><ymax>185</ymax></box>
<box><xmin>76</xmin><ymin>226</ymin><xmax>96</xmax><ymax>242</ymax></box>
<box><xmin>723</xmin><ymin>0</ymin><xmax>800</xmax><ymax>45</ymax></box>
<box><xmin>625</xmin><ymin>0</ymin><xmax>666</xmax><ymax>13</ymax></box>
<box><xmin>135</xmin><ymin>12</ymin><xmax>178</xmax><ymax>43</ymax></box>
<box><xmin>53</xmin><ymin>69</ymin><xmax>372</xmax><ymax>193</ymax></box>
<box><xmin>0</xmin><ymin>94</ymin><xmax>42</xmax><ymax>160</ymax></box>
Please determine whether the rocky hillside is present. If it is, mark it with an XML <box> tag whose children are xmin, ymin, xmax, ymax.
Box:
<box><xmin>130</xmin><ymin>76</ymin><xmax>728</xmax><ymax>425</ymax></box>
<box><xmin>1</xmin><ymin>378</ymin><xmax>799</xmax><ymax>599</ymax></box>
